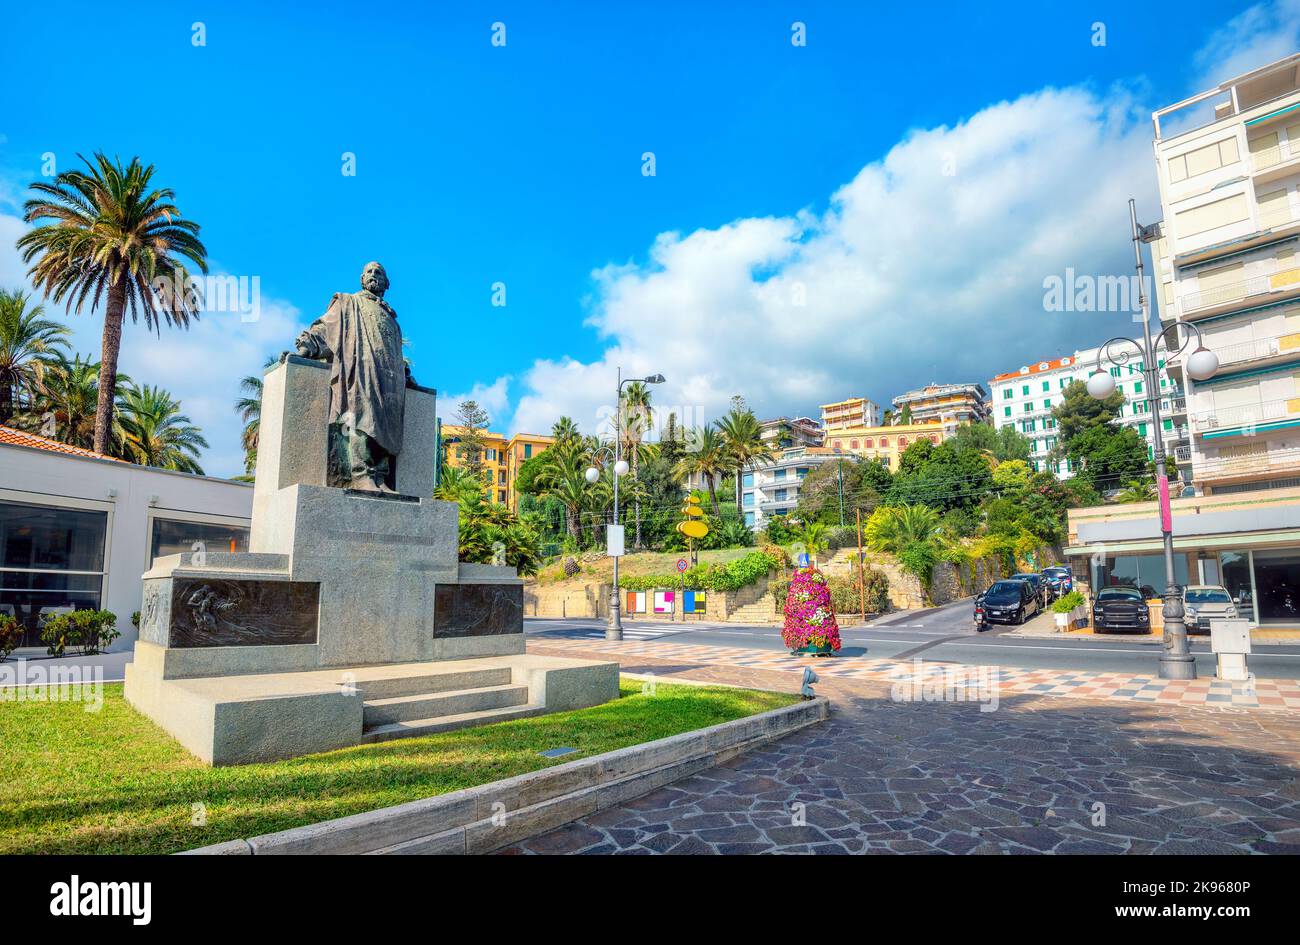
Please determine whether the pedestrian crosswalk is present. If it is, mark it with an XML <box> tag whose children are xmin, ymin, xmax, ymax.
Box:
<box><xmin>526</xmin><ymin>620</ymin><xmax>694</xmax><ymax>642</ymax></box>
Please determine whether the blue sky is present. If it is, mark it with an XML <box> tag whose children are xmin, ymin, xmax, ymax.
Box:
<box><xmin>1</xmin><ymin>0</ymin><xmax>1298</xmax><ymax>476</ymax></box>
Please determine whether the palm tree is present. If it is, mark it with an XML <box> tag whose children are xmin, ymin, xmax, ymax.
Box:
<box><xmin>434</xmin><ymin>465</ymin><xmax>486</xmax><ymax>505</ymax></box>
<box><xmin>0</xmin><ymin>289</ymin><xmax>70</xmax><ymax>423</ymax></box>
<box><xmin>551</xmin><ymin>416</ymin><xmax>580</xmax><ymax>443</ymax></box>
<box><xmin>16</xmin><ymin>352</ymin><xmax>125</xmax><ymax>451</ymax></box>
<box><xmin>673</xmin><ymin>425</ymin><xmax>727</xmax><ymax>517</ymax></box>
<box><xmin>620</xmin><ymin>381</ymin><xmax>654</xmax><ymax>548</ymax></box>
<box><xmin>1116</xmin><ymin>479</ymin><xmax>1157</xmax><ymax>503</ymax></box>
<box><xmin>792</xmin><ymin>521</ymin><xmax>830</xmax><ymax>559</ymax></box>
<box><xmin>865</xmin><ymin>504</ymin><xmax>940</xmax><ymax>553</ymax></box>
<box><xmin>116</xmin><ymin>384</ymin><xmax>208</xmax><ymax>473</ymax></box>
<box><xmin>234</xmin><ymin>356</ymin><xmax>278</xmax><ymax>475</ymax></box>
<box><xmin>534</xmin><ymin>435</ymin><xmax>597</xmax><ymax>542</ymax></box>
<box><xmin>717</xmin><ymin>406</ymin><xmax>774</xmax><ymax>519</ymax></box>
<box><xmin>19</xmin><ymin>153</ymin><xmax>208</xmax><ymax>455</ymax></box>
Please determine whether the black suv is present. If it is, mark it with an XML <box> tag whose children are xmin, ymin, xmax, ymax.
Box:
<box><xmin>977</xmin><ymin>580</ymin><xmax>1041</xmax><ymax>625</ymax></box>
<box><xmin>1092</xmin><ymin>586</ymin><xmax>1152</xmax><ymax>634</ymax></box>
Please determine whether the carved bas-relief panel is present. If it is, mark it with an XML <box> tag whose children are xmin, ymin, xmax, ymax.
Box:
<box><xmin>169</xmin><ymin>578</ymin><xmax>320</xmax><ymax>648</ymax></box>
<box><xmin>433</xmin><ymin>583</ymin><xmax>523</xmax><ymax>638</ymax></box>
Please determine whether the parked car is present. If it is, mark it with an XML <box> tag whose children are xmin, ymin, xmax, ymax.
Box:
<box><xmin>1042</xmin><ymin>566</ymin><xmax>1073</xmax><ymax>597</ymax></box>
<box><xmin>1092</xmin><ymin>586</ymin><xmax>1152</xmax><ymax>634</ymax></box>
<box><xmin>978</xmin><ymin>580</ymin><xmax>1041</xmax><ymax>625</ymax></box>
<box><xmin>1182</xmin><ymin>584</ymin><xmax>1240</xmax><ymax>635</ymax></box>
<box><xmin>1008</xmin><ymin>573</ymin><xmax>1050</xmax><ymax>608</ymax></box>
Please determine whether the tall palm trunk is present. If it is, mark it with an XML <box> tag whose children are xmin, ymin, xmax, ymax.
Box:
<box><xmin>706</xmin><ymin>475</ymin><xmax>721</xmax><ymax>517</ymax></box>
<box><xmin>566</xmin><ymin>504</ymin><xmax>580</xmax><ymax>541</ymax></box>
<box><xmin>93</xmin><ymin>279</ymin><xmax>127</xmax><ymax>454</ymax></box>
<box><xmin>0</xmin><ymin>383</ymin><xmax>12</xmax><ymax>423</ymax></box>
<box><xmin>632</xmin><ymin>450</ymin><xmax>642</xmax><ymax>548</ymax></box>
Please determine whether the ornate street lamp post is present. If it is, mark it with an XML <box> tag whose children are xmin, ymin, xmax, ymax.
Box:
<box><xmin>1086</xmin><ymin>199</ymin><xmax>1219</xmax><ymax>679</ymax></box>
<box><xmin>586</xmin><ymin>369</ymin><xmax>665</xmax><ymax>641</ymax></box>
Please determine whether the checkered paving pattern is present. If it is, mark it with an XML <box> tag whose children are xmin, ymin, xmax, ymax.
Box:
<box><xmin>529</xmin><ymin>637</ymin><xmax>1300</xmax><ymax>711</ymax></box>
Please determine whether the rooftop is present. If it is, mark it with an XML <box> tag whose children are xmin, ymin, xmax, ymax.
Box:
<box><xmin>991</xmin><ymin>356</ymin><xmax>1077</xmax><ymax>383</ymax></box>
<box><xmin>0</xmin><ymin>424</ymin><xmax>122</xmax><ymax>461</ymax></box>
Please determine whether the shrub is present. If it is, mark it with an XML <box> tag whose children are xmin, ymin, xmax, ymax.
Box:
<box><xmin>40</xmin><ymin>609</ymin><xmax>119</xmax><ymax>657</ymax></box>
<box><xmin>618</xmin><ymin>549</ymin><xmax>783</xmax><ymax>592</ymax></box>
<box><xmin>0</xmin><ymin>614</ymin><xmax>23</xmax><ymax>660</ymax></box>
<box><xmin>825</xmin><ymin>526</ymin><xmax>858</xmax><ymax>552</ymax></box>
<box><xmin>1052</xmin><ymin>590</ymin><xmax>1085</xmax><ymax>613</ymax></box>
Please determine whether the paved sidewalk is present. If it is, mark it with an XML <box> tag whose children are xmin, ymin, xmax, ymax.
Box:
<box><xmin>506</xmin><ymin>642</ymin><xmax>1300</xmax><ymax>855</ymax></box>
<box><xmin>532</xmin><ymin>636</ymin><xmax>1300</xmax><ymax>710</ymax></box>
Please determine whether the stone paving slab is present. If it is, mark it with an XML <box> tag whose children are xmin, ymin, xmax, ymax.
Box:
<box><xmin>531</xmin><ymin>637</ymin><xmax>1300</xmax><ymax>711</ymax></box>
<box><xmin>504</xmin><ymin>644</ymin><xmax>1300</xmax><ymax>855</ymax></box>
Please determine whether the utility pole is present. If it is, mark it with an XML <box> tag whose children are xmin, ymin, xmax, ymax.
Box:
<box><xmin>837</xmin><ymin>462</ymin><xmax>845</xmax><ymax>527</ymax></box>
<box><xmin>856</xmin><ymin>508</ymin><xmax>866</xmax><ymax>623</ymax></box>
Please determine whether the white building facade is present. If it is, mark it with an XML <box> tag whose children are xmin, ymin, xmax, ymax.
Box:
<box><xmin>741</xmin><ymin>446</ymin><xmax>843</xmax><ymax>528</ymax></box>
<box><xmin>1151</xmin><ymin>53</ymin><xmax>1300</xmax><ymax>498</ymax></box>
<box><xmin>988</xmin><ymin>348</ymin><xmax>1184</xmax><ymax>479</ymax></box>
<box><xmin>0</xmin><ymin>427</ymin><xmax>253</xmax><ymax>651</ymax></box>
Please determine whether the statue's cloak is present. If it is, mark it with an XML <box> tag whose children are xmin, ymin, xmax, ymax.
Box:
<box><xmin>299</xmin><ymin>290</ymin><xmax>406</xmax><ymax>455</ymax></box>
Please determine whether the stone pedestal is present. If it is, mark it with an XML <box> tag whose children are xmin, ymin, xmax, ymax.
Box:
<box><xmin>126</xmin><ymin>358</ymin><xmax>617</xmax><ymax>765</ymax></box>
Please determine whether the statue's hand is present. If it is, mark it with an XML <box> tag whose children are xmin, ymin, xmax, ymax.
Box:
<box><xmin>295</xmin><ymin>330</ymin><xmax>325</xmax><ymax>360</ymax></box>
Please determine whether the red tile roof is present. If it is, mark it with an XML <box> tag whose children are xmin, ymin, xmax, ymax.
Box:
<box><xmin>991</xmin><ymin>356</ymin><xmax>1075</xmax><ymax>383</ymax></box>
<box><xmin>0</xmin><ymin>425</ymin><xmax>122</xmax><ymax>461</ymax></box>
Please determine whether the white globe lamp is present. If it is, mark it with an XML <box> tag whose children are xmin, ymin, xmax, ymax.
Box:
<box><xmin>614</xmin><ymin>459</ymin><xmax>629</xmax><ymax>477</ymax></box>
<box><xmin>584</xmin><ymin>466</ymin><xmax>600</xmax><ymax>484</ymax></box>
<box><xmin>1186</xmin><ymin>346</ymin><xmax>1219</xmax><ymax>382</ymax></box>
<box><xmin>1086</xmin><ymin>370</ymin><xmax>1116</xmax><ymax>400</ymax></box>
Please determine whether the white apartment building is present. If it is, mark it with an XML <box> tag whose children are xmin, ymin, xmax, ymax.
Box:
<box><xmin>1152</xmin><ymin>53</ymin><xmax>1300</xmax><ymax>497</ymax></box>
<box><xmin>740</xmin><ymin>446</ymin><xmax>843</xmax><ymax>529</ymax></box>
<box><xmin>988</xmin><ymin>348</ymin><xmax>1185</xmax><ymax>480</ymax></box>
<box><xmin>819</xmin><ymin>397</ymin><xmax>881</xmax><ymax>431</ymax></box>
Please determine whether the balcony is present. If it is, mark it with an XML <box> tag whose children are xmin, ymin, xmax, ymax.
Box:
<box><xmin>1191</xmin><ymin>396</ymin><xmax>1300</xmax><ymax>433</ymax></box>
<box><xmin>1177</xmin><ymin>259</ymin><xmax>1300</xmax><ymax>317</ymax></box>
<box><xmin>1174</xmin><ymin>445</ymin><xmax>1193</xmax><ymax>462</ymax></box>
<box><xmin>1194</xmin><ymin>444</ymin><xmax>1300</xmax><ymax>485</ymax></box>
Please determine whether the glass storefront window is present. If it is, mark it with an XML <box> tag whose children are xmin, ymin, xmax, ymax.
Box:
<box><xmin>149</xmin><ymin>518</ymin><xmax>250</xmax><ymax>562</ymax></box>
<box><xmin>1</xmin><ymin>500</ymin><xmax>108</xmax><ymax>646</ymax></box>
<box><xmin>1251</xmin><ymin>550</ymin><xmax>1300</xmax><ymax>625</ymax></box>
<box><xmin>1092</xmin><ymin>552</ymin><xmax>1191</xmax><ymax>599</ymax></box>
<box><xmin>1219</xmin><ymin>552</ymin><xmax>1253</xmax><ymax>621</ymax></box>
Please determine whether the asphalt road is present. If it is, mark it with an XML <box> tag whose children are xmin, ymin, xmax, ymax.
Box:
<box><xmin>526</xmin><ymin>599</ymin><xmax>1300</xmax><ymax>680</ymax></box>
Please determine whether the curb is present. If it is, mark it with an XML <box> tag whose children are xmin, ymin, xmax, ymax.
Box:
<box><xmin>180</xmin><ymin>695</ymin><xmax>829</xmax><ymax>856</ymax></box>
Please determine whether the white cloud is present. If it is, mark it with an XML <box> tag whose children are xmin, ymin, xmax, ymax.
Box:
<box><xmin>510</xmin><ymin>84</ymin><xmax>1154</xmax><ymax>437</ymax></box>
<box><xmin>442</xmin><ymin>375</ymin><xmax>513</xmax><ymax>432</ymax></box>
<box><xmin>1191</xmin><ymin>0</ymin><xmax>1300</xmax><ymax>90</ymax></box>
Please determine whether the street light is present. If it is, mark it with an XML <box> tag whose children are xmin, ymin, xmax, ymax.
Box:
<box><xmin>585</xmin><ymin>368</ymin><xmax>666</xmax><ymax>641</ymax></box>
<box><xmin>1086</xmin><ymin>199</ymin><xmax>1219</xmax><ymax>680</ymax></box>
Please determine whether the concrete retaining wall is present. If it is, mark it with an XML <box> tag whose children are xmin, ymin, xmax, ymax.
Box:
<box><xmin>182</xmin><ymin>695</ymin><xmax>829</xmax><ymax>855</ymax></box>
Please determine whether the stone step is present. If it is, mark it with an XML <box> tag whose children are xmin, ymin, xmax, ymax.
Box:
<box><xmin>354</xmin><ymin>667</ymin><xmax>513</xmax><ymax>701</ymax></box>
<box><xmin>362</xmin><ymin>684</ymin><xmax>530</xmax><ymax>726</ymax></box>
<box><xmin>362</xmin><ymin>702</ymin><xmax>547</xmax><ymax>743</ymax></box>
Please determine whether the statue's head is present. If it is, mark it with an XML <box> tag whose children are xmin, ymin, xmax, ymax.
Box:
<box><xmin>360</xmin><ymin>261</ymin><xmax>389</xmax><ymax>296</ymax></box>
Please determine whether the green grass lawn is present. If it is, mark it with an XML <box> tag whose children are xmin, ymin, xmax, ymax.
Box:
<box><xmin>0</xmin><ymin>678</ymin><xmax>795</xmax><ymax>855</ymax></box>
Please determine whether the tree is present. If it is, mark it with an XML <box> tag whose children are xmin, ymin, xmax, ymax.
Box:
<box><xmin>620</xmin><ymin>381</ymin><xmax>654</xmax><ymax>547</ymax></box>
<box><xmin>949</xmin><ymin>422</ymin><xmax>1032</xmax><ymax>463</ymax></box>
<box><xmin>0</xmin><ymin>289</ymin><xmax>69</xmax><ymax>423</ymax></box>
<box><xmin>1052</xmin><ymin>379</ymin><xmax>1124</xmax><ymax>452</ymax></box>
<box><xmin>1116</xmin><ymin>480</ymin><xmax>1157</xmax><ymax>503</ymax></box>
<box><xmin>434</xmin><ymin>465</ymin><xmax>485</xmax><ymax>505</ymax></box>
<box><xmin>717</xmin><ymin>405</ymin><xmax>774</xmax><ymax>520</ymax></box>
<box><xmin>116</xmin><ymin>384</ymin><xmax>208</xmax><ymax>473</ymax></box>
<box><xmin>531</xmin><ymin>435</ymin><xmax>597</xmax><ymax>543</ymax></box>
<box><xmin>1066</xmin><ymin>424</ymin><xmax>1151</xmax><ymax>492</ymax></box>
<box><xmin>20</xmin><ymin>153</ymin><xmax>208</xmax><ymax>454</ymax></box>
<box><xmin>887</xmin><ymin>440</ymin><xmax>993</xmax><ymax>514</ymax></box>
<box><xmin>674</xmin><ymin>425</ymin><xmax>727</xmax><ymax>517</ymax></box>
<box><xmin>454</xmin><ymin>399</ymin><xmax>491</xmax><ymax>480</ymax></box>
<box><xmin>864</xmin><ymin>504</ymin><xmax>941</xmax><ymax>584</ymax></box>
<box><xmin>234</xmin><ymin>356</ymin><xmax>277</xmax><ymax>475</ymax></box>
<box><xmin>796</xmin><ymin>458</ymin><xmax>878</xmax><ymax>526</ymax></box>
<box><xmin>551</xmin><ymin>416</ymin><xmax>580</xmax><ymax>442</ymax></box>
<box><xmin>16</xmin><ymin>352</ymin><xmax>125</xmax><ymax>451</ymax></box>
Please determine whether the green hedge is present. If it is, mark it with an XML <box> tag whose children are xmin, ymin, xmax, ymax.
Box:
<box><xmin>618</xmin><ymin>550</ymin><xmax>784</xmax><ymax>592</ymax></box>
